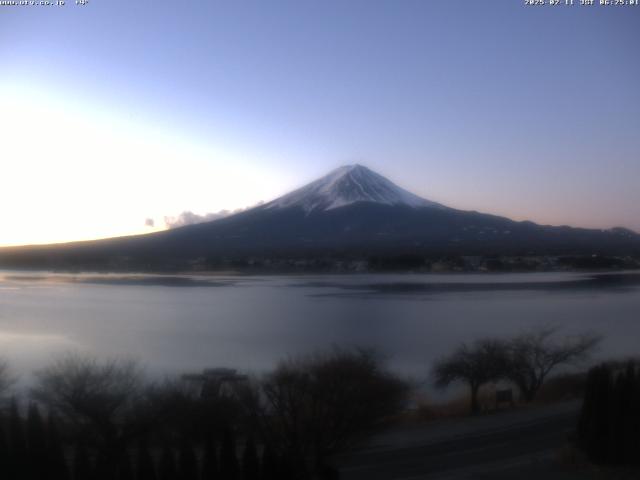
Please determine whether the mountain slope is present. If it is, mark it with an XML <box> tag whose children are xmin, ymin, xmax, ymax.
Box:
<box><xmin>0</xmin><ymin>165</ymin><xmax>638</xmax><ymax>271</ymax></box>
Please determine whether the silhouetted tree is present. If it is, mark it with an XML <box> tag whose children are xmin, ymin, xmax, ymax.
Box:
<box><xmin>316</xmin><ymin>463</ymin><xmax>340</xmax><ymax>480</ymax></box>
<box><xmin>137</xmin><ymin>437</ymin><xmax>157</xmax><ymax>480</ymax></box>
<box><xmin>9</xmin><ymin>398</ymin><xmax>27</xmax><ymax>478</ymax></box>
<box><xmin>118</xmin><ymin>450</ymin><xmax>134</xmax><ymax>480</ymax></box>
<box><xmin>260</xmin><ymin>444</ymin><xmax>278</xmax><ymax>480</ymax></box>
<box><xmin>73</xmin><ymin>444</ymin><xmax>94</xmax><ymax>480</ymax></box>
<box><xmin>578</xmin><ymin>365</ymin><xmax>603</xmax><ymax>461</ymax></box>
<box><xmin>0</xmin><ymin>416</ymin><xmax>9</xmax><ymax>479</ymax></box>
<box><xmin>95</xmin><ymin>449</ymin><xmax>118</xmax><ymax>480</ymax></box>
<box><xmin>256</xmin><ymin>348</ymin><xmax>408</xmax><ymax>474</ymax></box>
<box><xmin>624</xmin><ymin>364</ymin><xmax>640</xmax><ymax>465</ymax></box>
<box><xmin>433</xmin><ymin>339</ymin><xmax>509</xmax><ymax>414</ymax></box>
<box><xmin>241</xmin><ymin>436</ymin><xmax>260</xmax><ymax>480</ymax></box>
<box><xmin>27</xmin><ymin>403</ymin><xmax>48</xmax><ymax>479</ymax></box>
<box><xmin>219</xmin><ymin>428</ymin><xmax>239</xmax><ymax>480</ymax></box>
<box><xmin>506</xmin><ymin>328</ymin><xmax>600</xmax><ymax>402</ymax></box>
<box><xmin>277</xmin><ymin>453</ymin><xmax>294</xmax><ymax>480</ymax></box>
<box><xmin>202</xmin><ymin>437</ymin><xmax>219</xmax><ymax>480</ymax></box>
<box><xmin>47</xmin><ymin>414</ymin><xmax>70</xmax><ymax>480</ymax></box>
<box><xmin>577</xmin><ymin>362</ymin><xmax>640</xmax><ymax>466</ymax></box>
<box><xmin>32</xmin><ymin>354</ymin><xmax>150</xmax><ymax>468</ymax></box>
<box><xmin>147</xmin><ymin>376</ymin><xmax>244</xmax><ymax>448</ymax></box>
<box><xmin>614</xmin><ymin>363</ymin><xmax>639</xmax><ymax>465</ymax></box>
<box><xmin>178</xmin><ymin>439</ymin><xmax>199</xmax><ymax>480</ymax></box>
<box><xmin>160</xmin><ymin>445</ymin><xmax>179</xmax><ymax>480</ymax></box>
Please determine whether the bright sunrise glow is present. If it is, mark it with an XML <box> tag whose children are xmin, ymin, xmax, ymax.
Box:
<box><xmin>0</xmin><ymin>87</ymin><xmax>286</xmax><ymax>246</ymax></box>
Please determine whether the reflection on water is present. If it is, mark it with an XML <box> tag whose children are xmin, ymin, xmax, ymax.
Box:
<box><xmin>0</xmin><ymin>270</ymin><xmax>639</xmax><ymax>383</ymax></box>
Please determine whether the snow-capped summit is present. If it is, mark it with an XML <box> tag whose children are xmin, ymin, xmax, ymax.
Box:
<box><xmin>265</xmin><ymin>164</ymin><xmax>443</xmax><ymax>213</ymax></box>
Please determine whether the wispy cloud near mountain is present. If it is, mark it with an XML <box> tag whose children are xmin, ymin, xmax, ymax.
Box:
<box><xmin>164</xmin><ymin>210</ymin><xmax>232</xmax><ymax>229</ymax></box>
<box><xmin>162</xmin><ymin>201</ymin><xmax>265</xmax><ymax>229</ymax></box>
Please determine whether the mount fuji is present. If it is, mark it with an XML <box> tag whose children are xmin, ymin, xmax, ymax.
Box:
<box><xmin>0</xmin><ymin>165</ymin><xmax>638</xmax><ymax>271</ymax></box>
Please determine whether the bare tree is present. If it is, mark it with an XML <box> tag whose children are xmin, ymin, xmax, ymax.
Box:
<box><xmin>31</xmin><ymin>353</ymin><xmax>149</xmax><ymax>473</ymax></box>
<box><xmin>433</xmin><ymin>339</ymin><xmax>509</xmax><ymax>415</ymax></box>
<box><xmin>253</xmin><ymin>348</ymin><xmax>409</xmax><ymax>476</ymax></box>
<box><xmin>142</xmin><ymin>374</ymin><xmax>246</xmax><ymax>443</ymax></box>
<box><xmin>506</xmin><ymin>328</ymin><xmax>601</xmax><ymax>403</ymax></box>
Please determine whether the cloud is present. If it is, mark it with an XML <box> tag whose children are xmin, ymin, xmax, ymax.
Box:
<box><xmin>163</xmin><ymin>210</ymin><xmax>231</xmax><ymax>229</ymax></box>
<box><xmin>144</xmin><ymin>218</ymin><xmax>155</xmax><ymax>227</ymax></box>
<box><xmin>162</xmin><ymin>201</ymin><xmax>265</xmax><ymax>229</ymax></box>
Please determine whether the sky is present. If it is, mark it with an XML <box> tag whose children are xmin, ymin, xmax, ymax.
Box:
<box><xmin>0</xmin><ymin>0</ymin><xmax>638</xmax><ymax>246</ymax></box>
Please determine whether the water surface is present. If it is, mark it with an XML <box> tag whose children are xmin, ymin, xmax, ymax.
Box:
<box><xmin>1</xmin><ymin>270</ymin><xmax>638</xmax><ymax>384</ymax></box>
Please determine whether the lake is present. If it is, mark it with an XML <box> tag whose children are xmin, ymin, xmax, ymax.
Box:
<box><xmin>1</xmin><ymin>270</ymin><xmax>639</xmax><ymax>386</ymax></box>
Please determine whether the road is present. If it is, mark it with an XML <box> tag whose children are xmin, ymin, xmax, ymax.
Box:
<box><xmin>337</xmin><ymin>402</ymin><xmax>581</xmax><ymax>480</ymax></box>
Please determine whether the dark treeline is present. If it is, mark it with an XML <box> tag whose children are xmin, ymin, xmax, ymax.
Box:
<box><xmin>0</xmin><ymin>405</ymin><xmax>288</xmax><ymax>480</ymax></box>
<box><xmin>0</xmin><ymin>329</ymin><xmax>612</xmax><ymax>478</ymax></box>
<box><xmin>577</xmin><ymin>361</ymin><xmax>640</xmax><ymax>466</ymax></box>
<box><xmin>0</xmin><ymin>402</ymin><xmax>281</xmax><ymax>480</ymax></box>
<box><xmin>0</xmin><ymin>348</ymin><xmax>409</xmax><ymax>480</ymax></box>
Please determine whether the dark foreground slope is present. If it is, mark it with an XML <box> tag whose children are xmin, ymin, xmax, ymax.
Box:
<box><xmin>338</xmin><ymin>401</ymin><xmax>581</xmax><ymax>480</ymax></box>
<box><xmin>1</xmin><ymin>202</ymin><xmax>638</xmax><ymax>271</ymax></box>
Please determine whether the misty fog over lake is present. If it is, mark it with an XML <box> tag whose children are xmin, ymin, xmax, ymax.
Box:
<box><xmin>1</xmin><ymin>270</ymin><xmax>639</xmax><ymax>384</ymax></box>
